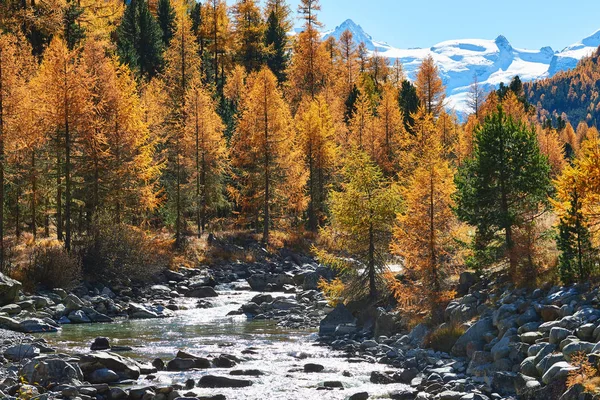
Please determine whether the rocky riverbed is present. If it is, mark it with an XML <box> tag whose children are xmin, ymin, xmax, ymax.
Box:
<box><xmin>0</xmin><ymin>251</ymin><xmax>598</xmax><ymax>400</ymax></box>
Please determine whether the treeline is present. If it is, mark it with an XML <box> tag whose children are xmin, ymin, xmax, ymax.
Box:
<box><xmin>1</xmin><ymin>0</ymin><xmax>600</xmax><ymax>310</ymax></box>
<box><xmin>526</xmin><ymin>47</ymin><xmax>600</xmax><ymax>129</ymax></box>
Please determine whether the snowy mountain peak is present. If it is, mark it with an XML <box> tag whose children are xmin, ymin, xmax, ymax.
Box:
<box><xmin>581</xmin><ymin>29</ymin><xmax>600</xmax><ymax>48</ymax></box>
<box><xmin>323</xmin><ymin>19</ymin><xmax>391</xmax><ymax>52</ymax></box>
<box><xmin>494</xmin><ymin>35</ymin><xmax>512</xmax><ymax>52</ymax></box>
<box><xmin>323</xmin><ymin>21</ymin><xmax>599</xmax><ymax>115</ymax></box>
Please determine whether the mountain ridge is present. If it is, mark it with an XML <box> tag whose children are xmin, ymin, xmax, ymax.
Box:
<box><xmin>322</xmin><ymin>19</ymin><xmax>600</xmax><ymax>115</ymax></box>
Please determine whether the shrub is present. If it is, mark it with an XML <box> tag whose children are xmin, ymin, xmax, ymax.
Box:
<box><xmin>427</xmin><ymin>323</ymin><xmax>466</xmax><ymax>353</ymax></box>
<box><xmin>82</xmin><ymin>216</ymin><xmax>168</xmax><ymax>285</ymax></box>
<box><xmin>318</xmin><ymin>277</ymin><xmax>346</xmax><ymax>306</ymax></box>
<box><xmin>567</xmin><ymin>351</ymin><xmax>600</xmax><ymax>393</ymax></box>
<box><xmin>25</xmin><ymin>242</ymin><xmax>81</xmax><ymax>291</ymax></box>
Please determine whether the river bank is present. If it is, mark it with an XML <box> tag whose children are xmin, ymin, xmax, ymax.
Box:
<box><xmin>0</xmin><ymin>248</ymin><xmax>596</xmax><ymax>400</ymax></box>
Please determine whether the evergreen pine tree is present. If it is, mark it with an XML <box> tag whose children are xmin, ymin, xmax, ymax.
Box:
<box><xmin>63</xmin><ymin>0</ymin><xmax>86</xmax><ymax>50</ymax></box>
<box><xmin>157</xmin><ymin>0</ymin><xmax>176</xmax><ymax>46</ymax></box>
<box><xmin>455</xmin><ymin>107</ymin><xmax>552</xmax><ymax>278</ymax></box>
<box><xmin>264</xmin><ymin>10</ymin><xmax>289</xmax><ymax>83</ymax></box>
<box><xmin>117</xmin><ymin>0</ymin><xmax>164</xmax><ymax>79</ymax></box>
<box><xmin>399</xmin><ymin>80</ymin><xmax>419</xmax><ymax>131</ymax></box>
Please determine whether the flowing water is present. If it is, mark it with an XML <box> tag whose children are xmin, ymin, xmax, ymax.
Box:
<box><xmin>40</xmin><ymin>285</ymin><xmax>409</xmax><ymax>399</ymax></box>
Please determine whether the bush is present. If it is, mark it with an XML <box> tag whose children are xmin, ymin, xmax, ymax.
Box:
<box><xmin>427</xmin><ymin>323</ymin><xmax>466</xmax><ymax>353</ymax></box>
<box><xmin>25</xmin><ymin>242</ymin><xmax>81</xmax><ymax>291</ymax></box>
<box><xmin>82</xmin><ymin>216</ymin><xmax>168</xmax><ymax>285</ymax></box>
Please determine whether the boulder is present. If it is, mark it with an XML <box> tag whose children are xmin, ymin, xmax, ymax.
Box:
<box><xmin>562</xmin><ymin>341</ymin><xmax>595</xmax><ymax>361</ymax></box>
<box><xmin>452</xmin><ymin>317</ymin><xmax>494</xmax><ymax>357</ymax></box>
<box><xmin>185</xmin><ymin>286</ymin><xmax>218</xmax><ymax>298</ymax></box>
<box><xmin>128</xmin><ymin>303</ymin><xmax>158</xmax><ymax>319</ymax></box>
<box><xmin>348</xmin><ymin>393</ymin><xmax>369</xmax><ymax>400</ymax></box>
<box><xmin>319</xmin><ymin>303</ymin><xmax>356</xmax><ymax>336</ymax></box>
<box><xmin>0</xmin><ymin>315</ymin><xmax>21</xmax><ymax>331</ymax></box>
<box><xmin>304</xmin><ymin>363</ymin><xmax>324</xmax><ymax>373</ymax></box>
<box><xmin>197</xmin><ymin>375</ymin><xmax>252</xmax><ymax>388</ymax></box>
<box><xmin>374</xmin><ymin>308</ymin><xmax>403</xmax><ymax>338</ymax></box>
<box><xmin>91</xmin><ymin>337</ymin><xmax>110</xmax><ymax>351</ymax></box>
<box><xmin>68</xmin><ymin>310</ymin><xmax>92</xmax><ymax>323</ymax></box>
<box><xmin>230</xmin><ymin>370</ymin><xmax>264</xmax><ymax>376</ymax></box>
<box><xmin>251</xmin><ymin>294</ymin><xmax>273</xmax><ymax>305</ymax></box>
<box><xmin>88</xmin><ymin>368</ymin><xmax>119</xmax><ymax>384</ymax></box>
<box><xmin>213</xmin><ymin>354</ymin><xmax>237</xmax><ymax>368</ymax></box>
<box><xmin>4</xmin><ymin>344</ymin><xmax>39</xmax><ymax>361</ymax></box>
<box><xmin>63</xmin><ymin>294</ymin><xmax>84</xmax><ymax>311</ymax></box>
<box><xmin>389</xmin><ymin>388</ymin><xmax>418</xmax><ymax>400</ymax></box>
<box><xmin>20</xmin><ymin>358</ymin><xmax>84</xmax><ymax>386</ymax></box>
<box><xmin>19</xmin><ymin>318</ymin><xmax>59</xmax><ymax>333</ymax></box>
<box><xmin>541</xmin><ymin>361</ymin><xmax>577</xmax><ymax>384</ymax></box>
<box><xmin>79</xmin><ymin>352</ymin><xmax>141</xmax><ymax>380</ymax></box>
<box><xmin>549</xmin><ymin>327</ymin><xmax>572</xmax><ymax>345</ymax></box>
<box><xmin>0</xmin><ymin>304</ymin><xmax>21</xmax><ymax>315</ymax></box>
<box><xmin>457</xmin><ymin>271</ymin><xmax>478</xmax><ymax>295</ymax></box>
<box><xmin>540</xmin><ymin>305</ymin><xmax>561</xmax><ymax>322</ymax></box>
<box><xmin>0</xmin><ymin>273</ymin><xmax>21</xmax><ymax>306</ymax></box>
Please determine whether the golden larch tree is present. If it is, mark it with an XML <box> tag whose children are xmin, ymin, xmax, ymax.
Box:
<box><xmin>296</xmin><ymin>95</ymin><xmax>337</xmax><ymax>230</ymax></box>
<box><xmin>392</xmin><ymin>132</ymin><xmax>458</xmax><ymax>314</ymax></box>
<box><xmin>415</xmin><ymin>55</ymin><xmax>445</xmax><ymax>118</ymax></box>
<box><xmin>374</xmin><ymin>84</ymin><xmax>406</xmax><ymax>175</ymax></box>
<box><xmin>184</xmin><ymin>79</ymin><xmax>228</xmax><ymax>235</ymax></box>
<box><xmin>34</xmin><ymin>36</ymin><xmax>93</xmax><ymax>251</ymax></box>
<box><xmin>162</xmin><ymin>0</ymin><xmax>202</xmax><ymax>247</ymax></box>
<box><xmin>232</xmin><ymin>67</ymin><xmax>306</xmax><ymax>242</ymax></box>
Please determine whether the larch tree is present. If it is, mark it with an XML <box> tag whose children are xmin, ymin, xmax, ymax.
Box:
<box><xmin>348</xmin><ymin>91</ymin><xmax>374</xmax><ymax>151</ymax></box>
<box><xmin>231</xmin><ymin>67</ymin><xmax>306</xmax><ymax>243</ymax></box>
<box><xmin>34</xmin><ymin>36</ymin><xmax>93</xmax><ymax>251</ymax></box>
<box><xmin>467</xmin><ymin>74</ymin><xmax>485</xmax><ymax>120</ymax></box>
<box><xmin>554</xmin><ymin>164</ymin><xmax>596</xmax><ymax>284</ymax></box>
<box><xmin>84</xmin><ymin>41</ymin><xmax>161</xmax><ymax>224</ymax></box>
<box><xmin>392</xmin><ymin>131</ymin><xmax>457</xmax><ymax>314</ymax></box>
<box><xmin>184</xmin><ymin>79</ymin><xmax>228</xmax><ymax>235</ymax></box>
<box><xmin>0</xmin><ymin>33</ymin><xmax>34</xmax><ymax>263</ymax></box>
<box><xmin>415</xmin><ymin>55</ymin><xmax>445</xmax><ymax>118</ymax></box>
<box><xmin>232</xmin><ymin>0</ymin><xmax>266</xmax><ymax>73</ymax></box>
<box><xmin>338</xmin><ymin>29</ymin><xmax>357</xmax><ymax>97</ymax></box>
<box><xmin>317</xmin><ymin>149</ymin><xmax>399</xmax><ymax>300</ymax></box>
<box><xmin>289</xmin><ymin>0</ymin><xmax>329</xmax><ymax>101</ymax></box>
<box><xmin>296</xmin><ymin>95</ymin><xmax>337</xmax><ymax>231</ymax></box>
<box><xmin>455</xmin><ymin>107</ymin><xmax>552</xmax><ymax>278</ymax></box>
<box><xmin>374</xmin><ymin>84</ymin><xmax>406</xmax><ymax>175</ymax></box>
<box><xmin>162</xmin><ymin>0</ymin><xmax>202</xmax><ymax>247</ymax></box>
<box><xmin>203</xmin><ymin>0</ymin><xmax>230</xmax><ymax>93</ymax></box>
<box><xmin>536</xmin><ymin>125</ymin><xmax>566</xmax><ymax>178</ymax></box>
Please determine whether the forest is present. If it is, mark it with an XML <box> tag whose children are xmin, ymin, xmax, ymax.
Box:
<box><xmin>0</xmin><ymin>0</ymin><xmax>600</xmax><ymax>319</ymax></box>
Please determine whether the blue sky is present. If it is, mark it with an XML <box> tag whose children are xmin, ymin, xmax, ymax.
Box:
<box><xmin>284</xmin><ymin>0</ymin><xmax>600</xmax><ymax>50</ymax></box>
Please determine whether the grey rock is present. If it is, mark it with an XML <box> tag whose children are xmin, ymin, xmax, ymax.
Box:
<box><xmin>541</xmin><ymin>361</ymin><xmax>576</xmax><ymax>384</ymax></box>
<box><xmin>4</xmin><ymin>344</ymin><xmax>39</xmax><ymax>361</ymax></box>
<box><xmin>562</xmin><ymin>341</ymin><xmax>595</xmax><ymax>361</ymax></box>
<box><xmin>319</xmin><ymin>303</ymin><xmax>356</xmax><ymax>336</ymax></box>
<box><xmin>549</xmin><ymin>327</ymin><xmax>572</xmax><ymax>344</ymax></box>
<box><xmin>0</xmin><ymin>273</ymin><xmax>21</xmax><ymax>306</ymax></box>
<box><xmin>88</xmin><ymin>368</ymin><xmax>119</xmax><ymax>384</ymax></box>
<box><xmin>68</xmin><ymin>310</ymin><xmax>91</xmax><ymax>324</ymax></box>
<box><xmin>197</xmin><ymin>375</ymin><xmax>252</xmax><ymax>388</ymax></box>
<box><xmin>19</xmin><ymin>358</ymin><xmax>84</xmax><ymax>386</ymax></box>
<box><xmin>452</xmin><ymin>317</ymin><xmax>494</xmax><ymax>357</ymax></box>
<box><xmin>185</xmin><ymin>286</ymin><xmax>218</xmax><ymax>298</ymax></box>
<box><xmin>79</xmin><ymin>352</ymin><xmax>141</xmax><ymax>380</ymax></box>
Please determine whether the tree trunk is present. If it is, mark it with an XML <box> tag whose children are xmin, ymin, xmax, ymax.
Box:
<box><xmin>0</xmin><ymin>48</ymin><xmax>4</xmax><ymax>267</ymax></box>
<box><xmin>262</xmin><ymin>78</ymin><xmax>269</xmax><ymax>243</ymax></box>
<box><xmin>368</xmin><ymin>221</ymin><xmax>376</xmax><ymax>299</ymax></box>
<box><xmin>30</xmin><ymin>150</ymin><xmax>36</xmax><ymax>239</ymax></box>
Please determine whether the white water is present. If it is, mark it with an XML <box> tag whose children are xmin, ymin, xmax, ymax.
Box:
<box><xmin>41</xmin><ymin>286</ymin><xmax>411</xmax><ymax>399</ymax></box>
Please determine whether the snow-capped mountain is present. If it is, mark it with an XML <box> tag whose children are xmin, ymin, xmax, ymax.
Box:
<box><xmin>323</xmin><ymin>20</ymin><xmax>600</xmax><ymax>115</ymax></box>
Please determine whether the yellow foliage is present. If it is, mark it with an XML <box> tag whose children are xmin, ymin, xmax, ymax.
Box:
<box><xmin>318</xmin><ymin>277</ymin><xmax>345</xmax><ymax>306</ymax></box>
<box><xmin>567</xmin><ymin>352</ymin><xmax>600</xmax><ymax>393</ymax></box>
